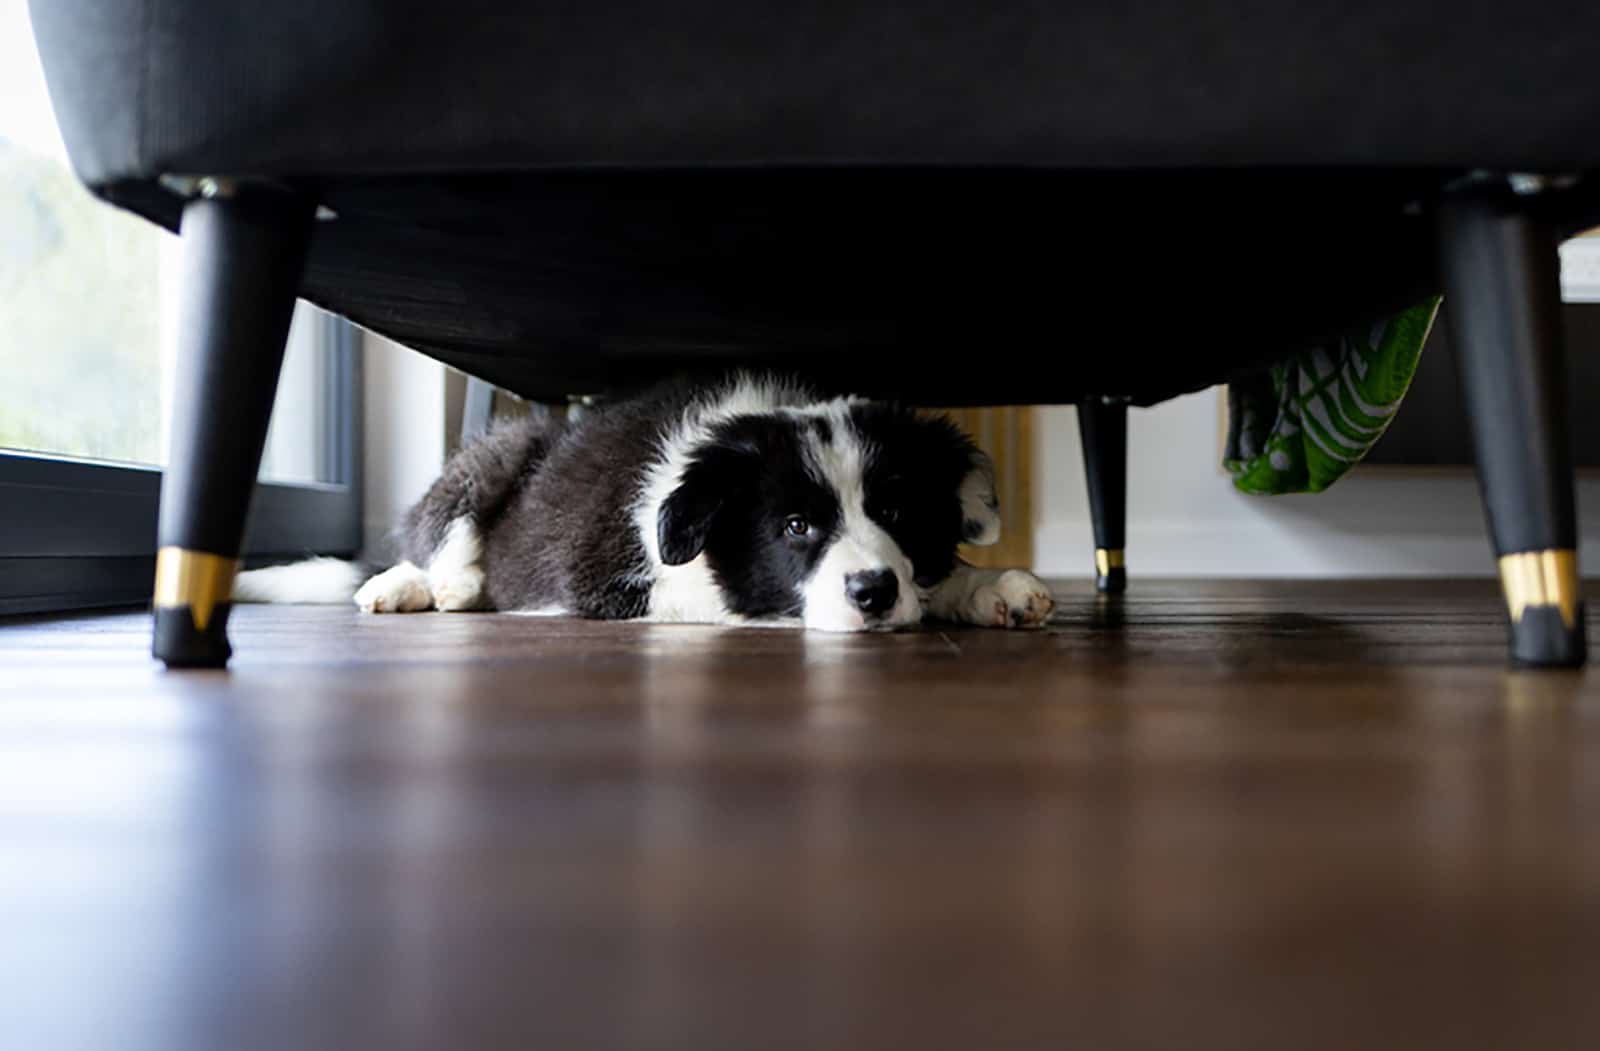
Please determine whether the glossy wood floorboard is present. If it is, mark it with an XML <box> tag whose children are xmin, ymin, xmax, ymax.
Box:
<box><xmin>4</xmin><ymin>580</ymin><xmax>1599</xmax><ymax>1050</ymax></box>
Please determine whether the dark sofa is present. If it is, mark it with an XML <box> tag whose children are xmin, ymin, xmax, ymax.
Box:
<box><xmin>27</xmin><ymin>0</ymin><xmax>1600</xmax><ymax>666</ymax></box>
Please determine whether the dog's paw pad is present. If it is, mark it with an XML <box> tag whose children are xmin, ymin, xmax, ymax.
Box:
<box><xmin>993</xmin><ymin>570</ymin><xmax>1055</xmax><ymax>629</ymax></box>
<box><xmin>966</xmin><ymin>586</ymin><xmax>1012</xmax><ymax>628</ymax></box>
<box><xmin>355</xmin><ymin>563</ymin><xmax>434</xmax><ymax>614</ymax></box>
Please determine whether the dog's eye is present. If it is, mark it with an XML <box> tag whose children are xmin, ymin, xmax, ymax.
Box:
<box><xmin>878</xmin><ymin>505</ymin><xmax>899</xmax><ymax>525</ymax></box>
<box><xmin>785</xmin><ymin>515</ymin><xmax>810</xmax><ymax>538</ymax></box>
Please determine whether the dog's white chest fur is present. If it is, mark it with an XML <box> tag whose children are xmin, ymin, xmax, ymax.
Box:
<box><xmin>646</xmin><ymin>557</ymin><xmax>741</xmax><ymax>624</ymax></box>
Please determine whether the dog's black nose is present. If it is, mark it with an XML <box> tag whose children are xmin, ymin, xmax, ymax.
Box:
<box><xmin>846</xmin><ymin>569</ymin><xmax>899</xmax><ymax>615</ymax></box>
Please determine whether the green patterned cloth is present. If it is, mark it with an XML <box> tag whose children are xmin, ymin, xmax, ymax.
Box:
<box><xmin>1224</xmin><ymin>298</ymin><xmax>1441</xmax><ymax>494</ymax></box>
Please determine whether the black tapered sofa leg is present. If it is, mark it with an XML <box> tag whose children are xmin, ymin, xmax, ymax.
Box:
<box><xmin>153</xmin><ymin>187</ymin><xmax>315</xmax><ymax>668</ymax></box>
<box><xmin>1438</xmin><ymin>184</ymin><xmax>1585</xmax><ymax>668</ymax></box>
<box><xmin>1078</xmin><ymin>396</ymin><xmax>1128</xmax><ymax>593</ymax></box>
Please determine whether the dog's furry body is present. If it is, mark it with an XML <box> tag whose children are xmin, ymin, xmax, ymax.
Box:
<box><xmin>237</xmin><ymin>374</ymin><xmax>1054</xmax><ymax>632</ymax></box>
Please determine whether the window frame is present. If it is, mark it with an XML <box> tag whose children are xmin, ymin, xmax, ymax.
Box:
<box><xmin>0</xmin><ymin>313</ymin><xmax>363</xmax><ymax>616</ymax></box>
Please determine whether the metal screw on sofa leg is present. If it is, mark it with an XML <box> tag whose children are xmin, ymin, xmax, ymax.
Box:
<box><xmin>1507</xmin><ymin>172</ymin><xmax>1580</xmax><ymax>196</ymax></box>
<box><xmin>160</xmin><ymin>173</ymin><xmax>337</xmax><ymax>219</ymax></box>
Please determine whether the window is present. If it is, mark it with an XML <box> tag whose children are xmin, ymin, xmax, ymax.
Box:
<box><xmin>1</xmin><ymin>1</ymin><xmax>361</xmax><ymax>615</ymax></box>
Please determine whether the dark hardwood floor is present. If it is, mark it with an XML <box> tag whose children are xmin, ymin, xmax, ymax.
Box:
<box><xmin>3</xmin><ymin>580</ymin><xmax>1598</xmax><ymax>1050</ymax></box>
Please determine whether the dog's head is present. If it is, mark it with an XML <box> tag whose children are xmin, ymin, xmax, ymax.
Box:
<box><xmin>656</xmin><ymin>402</ymin><xmax>999</xmax><ymax>631</ymax></box>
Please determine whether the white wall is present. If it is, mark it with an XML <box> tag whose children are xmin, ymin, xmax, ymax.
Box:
<box><xmin>1034</xmin><ymin>391</ymin><xmax>1600</xmax><ymax>578</ymax></box>
<box><xmin>361</xmin><ymin>334</ymin><xmax>447</xmax><ymax>559</ymax></box>
<box><xmin>258</xmin><ymin>305</ymin><xmax>322</xmax><ymax>484</ymax></box>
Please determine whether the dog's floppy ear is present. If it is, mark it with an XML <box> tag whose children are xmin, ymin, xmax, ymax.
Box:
<box><xmin>959</xmin><ymin>449</ymin><xmax>1002</xmax><ymax>546</ymax></box>
<box><xmin>657</xmin><ymin>441</ymin><xmax>758</xmax><ymax>566</ymax></box>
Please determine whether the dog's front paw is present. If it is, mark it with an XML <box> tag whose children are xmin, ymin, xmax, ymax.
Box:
<box><xmin>431</xmin><ymin>565</ymin><xmax>485</xmax><ymax>612</ymax></box>
<box><xmin>969</xmin><ymin>569</ymin><xmax>1055</xmax><ymax>629</ymax></box>
<box><xmin>355</xmin><ymin>562</ymin><xmax>434</xmax><ymax>613</ymax></box>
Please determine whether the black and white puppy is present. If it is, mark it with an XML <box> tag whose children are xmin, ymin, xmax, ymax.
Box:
<box><xmin>237</xmin><ymin>374</ymin><xmax>1055</xmax><ymax>631</ymax></box>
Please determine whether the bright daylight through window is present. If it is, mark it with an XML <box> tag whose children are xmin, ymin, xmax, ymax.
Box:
<box><xmin>1</xmin><ymin>0</ymin><xmax>334</xmax><ymax>483</ymax></box>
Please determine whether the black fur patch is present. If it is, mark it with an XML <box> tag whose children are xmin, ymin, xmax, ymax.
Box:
<box><xmin>846</xmin><ymin>404</ymin><xmax>983</xmax><ymax>588</ymax></box>
<box><xmin>679</xmin><ymin>416</ymin><xmax>842</xmax><ymax>617</ymax></box>
<box><xmin>657</xmin><ymin>434</ymin><xmax>760</xmax><ymax>566</ymax></box>
<box><xmin>407</xmin><ymin>382</ymin><xmax>711</xmax><ymax>619</ymax></box>
<box><xmin>480</xmin><ymin>382</ymin><xmax>701</xmax><ymax>618</ymax></box>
